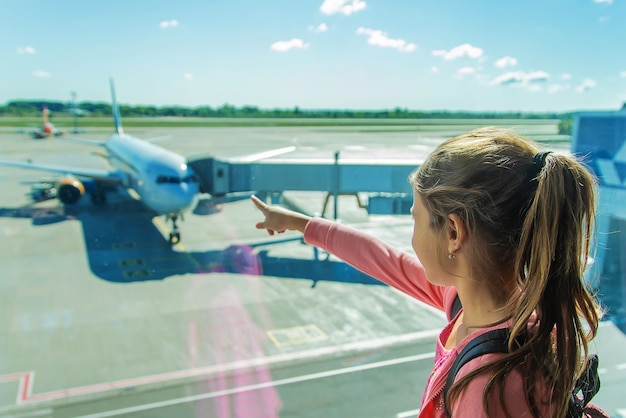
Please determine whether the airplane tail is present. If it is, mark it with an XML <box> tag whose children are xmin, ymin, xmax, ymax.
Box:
<box><xmin>109</xmin><ymin>78</ymin><xmax>123</xmax><ymax>135</ymax></box>
<box><xmin>42</xmin><ymin>105</ymin><xmax>49</xmax><ymax>123</ymax></box>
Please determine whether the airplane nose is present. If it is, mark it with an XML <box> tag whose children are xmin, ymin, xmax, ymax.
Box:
<box><xmin>178</xmin><ymin>182</ymin><xmax>198</xmax><ymax>209</ymax></box>
<box><xmin>149</xmin><ymin>183</ymin><xmax>198</xmax><ymax>214</ymax></box>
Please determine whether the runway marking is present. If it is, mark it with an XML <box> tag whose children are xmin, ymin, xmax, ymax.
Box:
<box><xmin>396</xmin><ymin>408</ymin><xmax>421</xmax><ymax>418</ymax></box>
<box><xmin>0</xmin><ymin>328</ymin><xmax>440</xmax><ymax>411</ymax></box>
<box><xmin>0</xmin><ymin>371</ymin><xmax>33</xmax><ymax>405</ymax></box>
<box><xmin>266</xmin><ymin>324</ymin><xmax>328</xmax><ymax>347</ymax></box>
<box><xmin>74</xmin><ymin>351</ymin><xmax>436</xmax><ymax>418</ymax></box>
<box><xmin>151</xmin><ymin>216</ymin><xmax>171</xmax><ymax>242</ymax></box>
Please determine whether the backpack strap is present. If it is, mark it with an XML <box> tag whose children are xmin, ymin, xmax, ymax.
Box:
<box><xmin>567</xmin><ymin>354</ymin><xmax>602</xmax><ymax>418</ymax></box>
<box><xmin>443</xmin><ymin>331</ymin><xmax>603</xmax><ymax>418</ymax></box>
<box><xmin>442</xmin><ymin>296</ymin><xmax>603</xmax><ymax>417</ymax></box>
<box><xmin>443</xmin><ymin>328</ymin><xmax>510</xmax><ymax>417</ymax></box>
<box><xmin>450</xmin><ymin>294</ymin><xmax>463</xmax><ymax>319</ymax></box>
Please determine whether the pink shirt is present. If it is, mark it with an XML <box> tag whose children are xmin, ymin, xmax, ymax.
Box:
<box><xmin>304</xmin><ymin>217</ymin><xmax>553</xmax><ymax>417</ymax></box>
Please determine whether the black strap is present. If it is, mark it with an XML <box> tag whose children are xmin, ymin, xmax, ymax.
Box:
<box><xmin>443</xmin><ymin>328</ymin><xmax>510</xmax><ymax>417</ymax></box>
<box><xmin>450</xmin><ymin>294</ymin><xmax>463</xmax><ymax>319</ymax></box>
<box><xmin>567</xmin><ymin>354</ymin><xmax>602</xmax><ymax>418</ymax></box>
<box><xmin>443</xmin><ymin>331</ymin><xmax>602</xmax><ymax>418</ymax></box>
<box><xmin>442</xmin><ymin>295</ymin><xmax>602</xmax><ymax>417</ymax></box>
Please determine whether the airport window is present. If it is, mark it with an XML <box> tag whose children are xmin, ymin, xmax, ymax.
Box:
<box><xmin>3</xmin><ymin>112</ymin><xmax>626</xmax><ymax>417</ymax></box>
<box><xmin>2</xmin><ymin>5</ymin><xmax>626</xmax><ymax>415</ymax></box>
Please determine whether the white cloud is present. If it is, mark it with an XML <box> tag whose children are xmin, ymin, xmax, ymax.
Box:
<box><xmin>431</xmin><ymin>66</ymin><xmax>439</xmax><ymax>74</ymax></box>
<box><xmin>17</xmin><ymin>46</ymin><xmax>35</xmax><ymax>54</ymax></box>
<box><xmin>599</xmin><ymin>16</ymin><xmax>609</xmax><ymax>23</ymax></box>
<box><xmin>160</xmin><ymin>20</ymin><xmax>179</xmax><ymax>29</ymax></box>
<box><xmin>270</xmin><ymin>38</ymin><xmax>309</xmax><ymax>52</ymax></box>
<box><xmin>561</xmin><ymin>73</ymin><xmax>572</xmax><ymax>80</ymax></box>
<box><xmin>356</xmin><ymin>27</ymin><xmax>416</xmax><ymax>52</ymax></box>
<box><xmin>321</xmin><ymin>0</ymin><xmax>366</xmax><ymax>15</ymax></box>
<box><xmin>490</xmin><ymin>70</ymin><xmax>550</xmax><ymax>86</ymax></box>
<box><xmin>432</xmin><ymin>43</ymin><xmax>483</xmax><ymax>60</ymax></box>
<box><xmin>620</xmin><ymin>71</ymin><xmax>626</xmax><ymax>78</ymax></box>
<box><xmin>32</xmin><ymin>70</ymin><xmax>50</xmax><ymax>78</ymax></box>
<box><xmin>576</xmin><ymin>78</ymin><xmax>597</xmax><ymax>92</ymax></box>
<box><xmin>548</xmin><ymin>84</ymin><xmax>569</xmax><ymax>94</ymax></box>
<box><xmin>309</xmin><ymin>23</ymin><xmax>328</xmax><ymax>32</ymax></box>
<box><xmin>184</xmin><ymin>73</ymin><xmax>193</xmax><ymax>80</ymax></box>
<box><xmin>593</xmin><ymin>0</ymin><xmax>613</xmax><ymax>4</ymax></box>
<box><xmin>455</xmin><ymin>67</ymin><xmax>477</xmax><ymax>79</ymax></box>
<box><xmin>494</xmin><ymin>56</ymin><xmax>517</xmax><ymax>69</ymax></box>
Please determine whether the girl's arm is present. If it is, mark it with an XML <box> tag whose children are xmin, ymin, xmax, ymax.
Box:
<box><xmin>304</xmin><ymin>217</ymin><xmax>450</xmax><ymax>311</ymax></box>
<box><xmin>251</xmin><ymin>195</ymin><xmax>453</xmax><ymax>312</ymax></box>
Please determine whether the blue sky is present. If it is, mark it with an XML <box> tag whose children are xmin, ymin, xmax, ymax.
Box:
<box><xmin>1</xmin><ymin>0</ymin><xmax>625</xmax><ymax>112</ymax></box>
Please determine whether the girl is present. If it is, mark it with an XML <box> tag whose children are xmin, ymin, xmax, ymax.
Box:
<box><xmin>251</xmin><ymin>127</ymin><xmax>602</xmax><ymax>417</ymax></box>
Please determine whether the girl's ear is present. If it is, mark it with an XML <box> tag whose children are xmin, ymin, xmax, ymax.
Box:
<box><xmin>447</xmin><ymin>213</ymin><xmax>466</xmax><ymax>254</ymax></box>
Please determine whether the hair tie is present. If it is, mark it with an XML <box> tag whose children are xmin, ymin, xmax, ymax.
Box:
<box><xmin>526</xmin><ymin>151</ymin><xmax>552</xmax><ymax>183</ymax></box>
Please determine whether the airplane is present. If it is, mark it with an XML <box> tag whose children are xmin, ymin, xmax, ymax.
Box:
<box><xmin>30</xmin><ymin>105</ymin><xmax>66</xmax><ymax>139</ymax></box>
<box><xmin>0</xmin><ymin>78</ymin><xmax>201</xmax><ymax>244</ymax></box>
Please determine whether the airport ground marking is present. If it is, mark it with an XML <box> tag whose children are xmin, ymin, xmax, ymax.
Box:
<box><xmin>74</xmin><ymin>351</ymin><xmax>437</xmax><ymax>418</ymax></box>
<box><xmin>0</xmin><ymin>328</ymin><xmax>441</xmax><ymax>412</ymax></box>
<box><xmin>0</xmin><ymin>371</ymin><xmax>34</xmax><ymax>404</ymax></box>
<box><xmin>266</xmin><ymin>324</ymin><xmax>328</xmax><ymax>347</ymax></box>
<box><xmin>396</xmin><ymin>408</ymin><xmax>421</xmax><ymax>418</ymax></box>
<box><xmin>22</xmin><ymin>312</ymin><xmax>626</xmax><ymax>414</ymax></box>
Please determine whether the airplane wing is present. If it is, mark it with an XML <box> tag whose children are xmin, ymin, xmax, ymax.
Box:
<box><xmin>230</xmin><ymin>146</ymin><xmax>297</xmax><ymax>162</ymax></box>
<box><xmin>58</xmin><ymin>136</ymin><xmax>107</xmax><ymax>146</ymax></box>
<box><xmin>0</xmin><ymin>159</ymin><xmax>123</xmax><ymax>184</ymax></box>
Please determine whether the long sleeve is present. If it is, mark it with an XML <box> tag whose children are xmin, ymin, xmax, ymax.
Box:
<box><xmin>303</xmin><ymin>217</ymin><xmax>456</xmax><ymax>314</ymax></box>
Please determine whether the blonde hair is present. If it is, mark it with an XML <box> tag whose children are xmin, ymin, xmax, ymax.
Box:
<box><xmin>410</xmin><ymin>127</ymin><xmax>601</xmax><ymax>417</ymax></box>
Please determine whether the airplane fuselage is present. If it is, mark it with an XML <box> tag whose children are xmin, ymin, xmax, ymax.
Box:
<box><xmin>105</xmin><ymin>133</ymin><xmax>200</xmax><ymax>215</ymax></box>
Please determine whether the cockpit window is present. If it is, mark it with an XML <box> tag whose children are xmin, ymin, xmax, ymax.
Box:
<box><xmin>156</xmin><ymin>175</ymin><xmax>180</xmax><ymax>184</ymax></box>
<box><xmin>156</xmin><ymin>175</ymin><xmax>198</xmax><ymax>184</ymax></box>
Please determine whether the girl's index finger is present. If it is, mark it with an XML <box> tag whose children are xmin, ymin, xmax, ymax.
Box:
<box><xmin>250</xmin><ymin>195</ymin><xmax>267</xmax><ymax>212</ymax></box>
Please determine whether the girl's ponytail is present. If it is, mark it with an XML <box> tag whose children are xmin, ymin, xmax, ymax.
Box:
<box><xmin>512</xmin><ymin>152</ymin><xmax>600</xmax><ymax>417</ymax></box>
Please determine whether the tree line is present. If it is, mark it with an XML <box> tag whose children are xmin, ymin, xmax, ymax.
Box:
<box><xmin>0</xmin><ymin>99</ymin><xmax>577</xmax><ymax>133</ymax></box>
<box><xmin>0</xmin><ymin>99</ymin><xmax>576</xmax><ymax>119</ymax></box>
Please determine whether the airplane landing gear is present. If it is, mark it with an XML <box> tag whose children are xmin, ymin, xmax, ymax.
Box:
<box><xmin>167</xmin><ymin>214</ymin><xmax>181</xmax><ymax>244</ymax></box>
<box><xmin>169</xmin><ymin>232</ymin><xmax>180</xmax><ymax>244</ymax></box>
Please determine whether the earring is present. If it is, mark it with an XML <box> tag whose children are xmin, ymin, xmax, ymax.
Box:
<box><xmin>448</xmin><ymin>253</ymin><xmax>456</xmax><ymax>260</ymax></box>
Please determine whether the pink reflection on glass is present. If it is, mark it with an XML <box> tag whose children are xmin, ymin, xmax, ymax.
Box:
<box><xmin>187</xmin><ymin>245</ymin><xmax>282</xmax><ymax>417</ymax></box>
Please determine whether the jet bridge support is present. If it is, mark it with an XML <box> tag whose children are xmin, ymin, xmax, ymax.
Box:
<box><xmin>188</xmin><ymin>154</ymin><xmax>417</xmax><ymax>217</ymax></box>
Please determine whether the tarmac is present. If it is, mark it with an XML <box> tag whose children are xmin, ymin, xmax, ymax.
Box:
<box><xmin>0</xmin><ymin>124</ymin><xmax>624</xmax><ymax>417</ymax></box>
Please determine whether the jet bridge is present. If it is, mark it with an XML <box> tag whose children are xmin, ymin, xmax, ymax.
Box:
<box><xmin>188</xmin><ymin>152</ymin><xmax>418</xmax><ymax>216</ymax></box>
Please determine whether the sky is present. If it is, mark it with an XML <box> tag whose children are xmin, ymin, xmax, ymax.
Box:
<box><xmin>1</xmin><ymin>0</ymin><xmax>625</xmax><ymax>112</ymax></box>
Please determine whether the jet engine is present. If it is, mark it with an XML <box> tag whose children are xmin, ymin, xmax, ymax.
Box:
<box><xmin>57</xmin><ymin>177</ymin><xmax>85</xmax><ymax>204</ymax></box>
